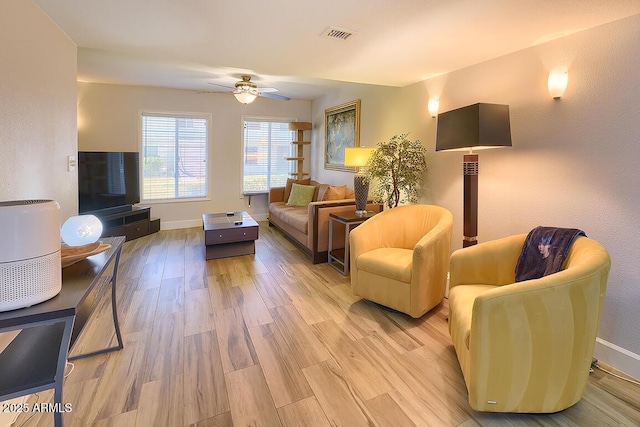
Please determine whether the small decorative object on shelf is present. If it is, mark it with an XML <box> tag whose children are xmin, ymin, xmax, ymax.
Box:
<box><xmin>288</xmin><ymin>122</ymin><xmax>312</xmax><ymax>180</ymax></box>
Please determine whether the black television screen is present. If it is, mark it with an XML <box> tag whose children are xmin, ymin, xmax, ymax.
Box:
<box><xmin>78</xmin><ymin>151</ymin><xmax>140</xmax><ymax>213</ymax></box>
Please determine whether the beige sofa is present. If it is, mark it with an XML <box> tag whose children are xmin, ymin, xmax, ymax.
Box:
<box><xmin>268</xmin><ymin>180</ymin><xmax>382</xmax><ymax>263</ymax></box>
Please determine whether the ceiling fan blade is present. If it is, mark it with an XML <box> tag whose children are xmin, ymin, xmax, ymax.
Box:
<box><xmin>207</xmin><ymin>82</ymin><xmax>235</xmax><ymax>90</ymax></box>
<box><xmin>259</xmin><ymin>92</ymin><xmax>290</xmax><ymax>101</ymax></box>
<box><xmin>258</xmin><ymin>87</ymin><xmax>278</xmax><ymax>93</ymax></box>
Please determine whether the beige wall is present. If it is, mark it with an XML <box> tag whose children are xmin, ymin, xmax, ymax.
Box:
<box><xmin>0</xmin><ymin>0</ymin><xmax>77</xmax><ymax>419</ymax></box>
<box><xmin>0</xmin><ymin>0</ymin><xmax>78</xmax><ymax>221</ymax></box>
<box><xmin>78</xmin><ymin>83</ymin><xmax>312</xmax><ymax>226</ymax></box>
<box><xmin>311</xmin><ymin>14</ymin><xmax>640</xmax><ymax>378</ymax></box>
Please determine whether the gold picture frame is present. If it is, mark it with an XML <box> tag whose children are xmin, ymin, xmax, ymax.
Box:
<box><xmin>324</xmin><ymin>99</ymin><xmax>361</xmax><ymax>172</ymax></box>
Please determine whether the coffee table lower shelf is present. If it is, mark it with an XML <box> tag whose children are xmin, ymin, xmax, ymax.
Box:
<box><xmin>206</xmin><ymin>240</ymin><xmax>256</xmax><ymax>260</ymax></box>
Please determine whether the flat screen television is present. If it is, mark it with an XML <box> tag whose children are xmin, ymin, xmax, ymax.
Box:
<box><xmin>78</xmin><ymin>151</ymin><xmax>140</xmax><ymax>214</ymax></box>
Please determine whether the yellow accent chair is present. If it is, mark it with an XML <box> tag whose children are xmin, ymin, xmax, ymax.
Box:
<box><xmin>448</xmin><ymin>233</ymin><xmax>611</xmax><ymax>413</ymax></box>
<box><xmin>349</xmin><ymin>205</ymin><xmax>453</xmax><ymax>318</ymax></box>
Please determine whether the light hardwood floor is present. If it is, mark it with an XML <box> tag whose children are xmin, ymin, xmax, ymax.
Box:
<box><xmin>14</xmin><ymin>223</ymin><xmax>640</xmax><ymax>426</ymax></box>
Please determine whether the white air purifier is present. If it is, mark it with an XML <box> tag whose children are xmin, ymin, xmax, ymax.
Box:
<box><xmin>0</xmin><ymin>200</ymin><xmax>62</xmax><ymax>312</ymax></box>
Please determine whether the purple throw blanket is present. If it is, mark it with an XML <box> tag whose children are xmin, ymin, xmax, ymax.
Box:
<box><xmin>515</xmin><ymin>226</ymin><xmax>586</xmax><ymax>282</ymax></box>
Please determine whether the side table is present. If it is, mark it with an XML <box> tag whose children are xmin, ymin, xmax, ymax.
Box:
<box><xmin>328</xmin><ymin>211</ymin><xmax>378</xmax><ymax>275</ymax></box>
<box><xmin>0</xmin><ymin>236</ymin><xmax>125</xmax><ymax>427</ymax></box>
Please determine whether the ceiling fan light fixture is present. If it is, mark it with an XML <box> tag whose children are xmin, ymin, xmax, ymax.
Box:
<box><xmin>234</xmin><ymin>91</ymin><xmax>257</xmax><ymax>104</ymax></box>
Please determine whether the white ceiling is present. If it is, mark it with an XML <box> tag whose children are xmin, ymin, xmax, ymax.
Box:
<box><xmin>34</xmin><ymin>0</ymin><xmax>640</xmax><ymax>101</ymax></box>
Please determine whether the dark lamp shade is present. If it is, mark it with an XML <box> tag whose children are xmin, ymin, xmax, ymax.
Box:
<box><xmin>436</xmin><ymin>103</ymin><xmax>512</xmax><ymax>151</ymax></box>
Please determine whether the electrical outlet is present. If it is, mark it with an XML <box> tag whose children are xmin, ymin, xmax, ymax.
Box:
<box><xmin>67</xmin><ymin>155</ymin><xmax>77</xmax><ymax>172</ymax></box>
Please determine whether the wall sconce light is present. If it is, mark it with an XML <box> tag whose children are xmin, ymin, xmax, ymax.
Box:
<box><xmin>548</xmin><ymin>70</ymin><xmax>568</xmax><ymax>100</ymax></box>
<box><xmin>428</xmin><ymin>97</ymin><xmax>440</xmax><ymax>118</ymax></box>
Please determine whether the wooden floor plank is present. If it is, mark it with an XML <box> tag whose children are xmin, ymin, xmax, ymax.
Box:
<box><xmin>207</xmin><ymin>274</ymin><xmax>240</xmax><ymax>312</ymax></box>
<box><xmin>276</xmin><ymin>396</ymin><xmax>331</xmax><ymax>427</ymax></box>
<box><xmin>269</xmin><ymin>304</ymin><xmax>332</xmax><ymax>368</ymax></box>
<box><xmin>365</xmin><ymin>393</ymin><xmax>416</xmax><ymax>427</ymax></box>
<box><xmin>121</xmin><ymin>288</ymin><xmax>159</xmax><ymax>335</ymax></box>
<box><xmin>251</xmin><ymin>272</ymin><xmax>292</xmax><ymax>309</ymax></box>
<box><xmin>236</xmin><ymin>283</ymin><xmax>274</xmax><ymax>327</ymax></box>
<box><xmin>183</xmin><ymin>331</ymin><xmax>230</xmax><ymax>425</ymax></box>
<box><xmin>143</xmin><ymin>312</ymin><xmax>185</xmax><ymax>382</ymax></box>
<box><xmin>187</xmin><ymin>411</ymin><xmax>234</xmax><ymax>427</ymax></box>
<box><xmin>137</xmin><ymin>261</ymin><xmax>164</xmax><ymax>290</ymax></box>
<box><xmin>185</xmin><ymin>260</ymin><xmax>207</xmax><ymax>290</ymax></box>
<box><xmin>248</xmin><ymin>323</ymin><xmax>313</xmax><ymax>408</ymax></box>
<box><xmin>213</xmin><ymin>307</ymin><xmax>259</xmax><ymax>373</ymax></box>
<box><xmin>302</xmin><ymin>359</ymin><xmax>376</xmax><ymax>427</ymax></box>
<box><xmin>85</xmin><ymin>332</ymin><xmax>147</xmax><ymax>423</ymax></box>
<box><xmin>311</xmin><ymin>319</ymin><xmax>395</xmax><ymax>401</ymax></box>
<box><xmin>89</xmin><ymin>410</ymin><xmax>137</xmax><ymax>427</ymax></box>
<box><xmin>184</xmin><ymin>288</ymin><xmax>216</xmax><ymax>336</ymax></box>
<box><xmin>225</xmin><ymin>364</ymin><xmax>282</xmax><ymax>427</ymax></box>
<box><xmin>135</xmin><ymin>374</ymin><xmax>184</xmax><ymax>427</ymax></box>
<box><xmin>156</xmin><ymin>276</ymin><xmax>185</xmax><ymax>315</ymax></box>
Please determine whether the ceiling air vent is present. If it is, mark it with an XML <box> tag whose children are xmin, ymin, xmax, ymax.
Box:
<box><xmin>321</xmin><ymin>26</ymin><xmax>357</xmax><ymax>41</ymax></box>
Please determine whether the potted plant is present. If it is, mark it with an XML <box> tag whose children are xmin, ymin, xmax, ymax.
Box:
<box><xmin>365</xmin><ymin>133</ymin><xmax>427</xmax><ymax>209</ymax></box>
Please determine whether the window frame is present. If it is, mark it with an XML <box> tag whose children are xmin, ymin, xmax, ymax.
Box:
<box><xmin>241</xmin><ymin>115</ymin><xmax>297</xmax><ymax>196</ymax></box>
<box><xmin>139</xmin><ymin>110</ymin><xmax>212</xmax><ymax>204</ymax></box>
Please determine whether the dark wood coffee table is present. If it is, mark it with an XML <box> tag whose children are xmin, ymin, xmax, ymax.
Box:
<box><xmin>202</xmin><ymin>211</ymin><xmax>259</xmax><ymax>260</ymax></box>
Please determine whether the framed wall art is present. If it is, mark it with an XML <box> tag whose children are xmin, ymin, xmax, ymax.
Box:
<box><xmin>324</xmin><ymin>99</ymin><xmax>361</xmax><ymax>172</ymax></box>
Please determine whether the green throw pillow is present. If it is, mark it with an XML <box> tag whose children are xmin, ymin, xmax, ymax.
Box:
<box><xmin>286</xmin><ymin>183</ymin><xmax>317</xmax><ymax>207</ymax></box>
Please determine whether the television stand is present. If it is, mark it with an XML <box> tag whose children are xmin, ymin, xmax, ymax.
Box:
<box><xmin>93</xmin><ymin>206</ymin><xmax>160</xmax><ymax>241</ymax></box>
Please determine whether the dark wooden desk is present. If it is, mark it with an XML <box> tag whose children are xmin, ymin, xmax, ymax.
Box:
<box><xmin>0</xmin><ymin>236</ymin><xmax>125</xmax><ymax>427</ymax></box>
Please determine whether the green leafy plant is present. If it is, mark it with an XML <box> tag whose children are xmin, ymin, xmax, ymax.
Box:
<box><xmin>365</xmin><ymin>133</ymin><xmax>427</xmax><ymax>209</ymax></box>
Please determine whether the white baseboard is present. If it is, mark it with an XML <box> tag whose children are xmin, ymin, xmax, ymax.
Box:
<box><xmin>593</xmin><ymin>337</ymin><xmax>640</xmax><ymax>381</ymax></box>
<box><xmin>160</xmin><ymin>219</ymin><xmax>202</xmax><ymax>230</ymax></box>
<box><xmin>160</xmin><ymin>213</ymin><xmax>268</xmax><ymax>231</ymax></box>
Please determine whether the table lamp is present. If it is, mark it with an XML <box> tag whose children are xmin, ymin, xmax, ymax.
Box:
<box><xmin>61</xmin><ymin>215</ymin><xmax>103</xmax><ymax>246</ymax></box>
<box><xmin>436</xmin><ymin>103</ymin><xmax>512</xmax><ymax>247</ymax></box>
<box><xmin>344</xmin><ymin>147</ymin><xmax>375</xmax><ymax>216</ymax></box>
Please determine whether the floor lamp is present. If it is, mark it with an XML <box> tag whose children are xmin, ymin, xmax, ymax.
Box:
<box><xmin>435</xmin><ymin>103</ymin><xmax>512</xmax><ymax>247</ymax></box>
<box><xmin>344</xmin><ymin>147</ymin><xmax>374</xmax><ymax>216</ymax></box>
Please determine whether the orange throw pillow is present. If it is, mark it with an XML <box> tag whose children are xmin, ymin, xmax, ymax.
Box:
<box><xmin>322</xmin><ymin>185</ymin><xmax>348</xmax><ymax>201</ymax></box>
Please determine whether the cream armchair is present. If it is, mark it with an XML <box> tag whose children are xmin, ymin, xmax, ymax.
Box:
<box><xmin>448</xmin><ymin>233</ymin><xmax>611</xmax><ymax>413</ymax></box>
<box><xmin>349</xmin><ymin>205</ymin><xmax>453</xmax><ymax>318</ymax></box>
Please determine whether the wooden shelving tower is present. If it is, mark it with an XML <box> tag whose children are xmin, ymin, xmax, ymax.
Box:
<box><xmin>288</xmin><ymin>121</ymin><xmax>312</xmax><ymax>180</ymax></box>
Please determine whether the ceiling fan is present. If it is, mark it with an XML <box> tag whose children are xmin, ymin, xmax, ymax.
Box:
<box><xmin>209</xmin><ymin>75</ymin><xmax>290</xmax><ymax>104</ymax></box>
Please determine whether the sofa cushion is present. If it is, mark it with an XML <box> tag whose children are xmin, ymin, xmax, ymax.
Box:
<box><xmin>323</xmin><ymin>185</ymin><xmax>348</xmax><ymax>201</ymax></box>
<box><xmin>287</xmin><ymin>183</ymin><xmax>316</xmax><ymax>207</ymax></box>
<box><xmin>284</xmin><ymin>178</ymin><xmax>311</xmax><ymax>202</ymax></box>
<box><xmin>356</xmin><ymin>247</ymin><xmax>413</xmax><ymax>283</ymax></box>
<box><xmin>269</xmin><ymin>202</ymin><xmax>308</xmax><ymax>234</ymax></box>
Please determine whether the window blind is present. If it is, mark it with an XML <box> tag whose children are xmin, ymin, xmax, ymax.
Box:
<box><xmin>141</xmin><ymin>113</ymin><xmax>209</xmax><ymax>200</ymax></box>
<box><xmin>243</xmin><ymin>119</ymin><xmax>293</xmax><ymax>193</ymax></box>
